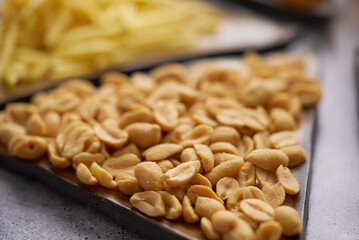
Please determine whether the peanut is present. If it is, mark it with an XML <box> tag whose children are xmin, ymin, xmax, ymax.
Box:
<box><xmin>206</xmin><ymin>159</ymin><xmax>244</xmax><ymax>186</ymax></box>
<box><xmin>240</xmin><ymin>199</ymin><xmax>274</xmax><ymax>222</ymax></box>
<box><xmin>210</xmin><ymin>126</ymin><xmax>240</xmax><ymax>146</ymax></box>
<box><xmin>280</xmin><ymin>145</ymin><xmax>306</xmax><ymax>167</ymax></box>
<box><xmin>194</xmin><ymin>144</ymin><xmax>214</xmax><ymax>172</ymax></box>
<box><xmin>194</xmin><ymin>197</ymin><xmax>225</xmax><ymax>219</ymax></box>
<box><xmin>237</xmin><ymin>162</ymin><xmax>256</xmax><ymax>187</ymax></box>
<box><xmin>158</xmin><ymin>191</ymin><xmax>182</xmax><ymax>220</ymax></box>
<box><xmin>270</xmin><ymin>131</ymin><xmax>299</xmax><ymax>149</ymax></box>
<box><xmin>125</xmin><ymin>123</ymin><xmax>162</xmax><ymax>148</ymax></box>
<box><xmin>134</xmin><ymin>162</ymin><xmax>164</xmax><ymax>191</ymax></box>
<box><xmin>274</xmin><ymin>206</ymin><xmax>302</xmax><ymax>236</ymax></box>
<box><xmin>90</xmin><ymin>162</ymin><xmax>117</xmax><ymax>188</ymax></box>
<box><xmin>245</xmin><ymin>149</ymin><xmax>288</xmax><ymax>171</ymax></box>
<box><xmin>216</xmin><ymin>177</ymin><xmax>239</xmax><ymax>200</ymax></box>
<box><xmin>200</xmin><ymin>217</ymin><xmax>220</xmax><ymax>240</ymax></box>
<box><xmin>162</xmin><ymin>161</ymin><xmax>201</xmax><ymax>187</ymax></box>
<box><xmin>143</xmin><ymin>143</ymin><xmax>183</xmax><ymax>161</ymax></box>
<box><xmin>130</xmin><ymin>191</ymin><xmax>165</xmax><ymax>217</ymax></box>
<box><xmin>255</xmin><ymin>221</ymin><xmax>282</xmax><ymax>240</ymax></box>
<box><xmin>76</xmin><ymin>163</ymin><xmax>98</xmax><ymax>185</ymax></box>
<box><xmin>276</xmin><ymin>165</ymin><xmax>299</xmax><ymax>195</ymax></box>
<box><xmin>182</xmin><ymin>195</ymin><xmax>199</xmax><ymax>223</ymax></box>
<box><xmin>8</xmin><ymin>135</ymin><xmax>47</xmax><ymax>161</ymax></box>
<box><xmin>262</xmin><ymin>183</ymin><xmax>286</xmax><ymax>208</ymax></box>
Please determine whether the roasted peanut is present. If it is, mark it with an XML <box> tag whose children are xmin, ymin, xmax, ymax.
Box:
<box><xmin>210</xmin><ymin>142</ymin><xmax>239</xmax><ymax>155</ymax></box>
<box><xmin>0</xmin><ymin>123</ymin><xmax>25</xmax><ymax>146</ymax></box>
<box><xmin>213</xmin><ymin>152</ymin><xmax>243</xmax><ymax>166</ymax></box>
<box><xmin>182</xmin><ymin>195</ymin><xmax>199</xmax><ymax>223</ymax></box>
<box><xmin>226</xmin><ymin>187</ymin><xmax>265</xmax><ymax>212</ymax></box>
<box><xmin>289</xmin><ymin>79</ymin><xmax>322</xmax><ymax>107</ymax></box>
<box><xmin>112</xmin><ymin>143</ymin><xmax>141</xmax><ymax>159</ymax></box>
<box><xmin>194</xmin><ymin>144</ymin><xmax>214</xmax><ymax>172</ymax></box>
<box><xmin>206</xmin><ymin>159</ymin><xmax>244</xmax><ymax>186</ymax></box>
<box><xmin>238</xmin><ymin>135</ymin><xmax>254</xmax><ymax>158</ymax></box>
<box><xmin>270</xmin><ymin>108</ymin><xmax>296</xmax><ymax>132</ymax></box>
<box><xmin>125</xmin><ymin>123</ymin><xmax>162</xmax><ymax>148</ymax></box>
<box><xmin>189</xmin><ymin>173</ymin><xmax>212</xmax><ymax>188</ymax></box>
<box><xmin>240</xmin><ymin>199</ymin><xmax>274</xmax><ymax>222</ymax></box>
<box><xmin>200</xmin><ymin>217</ymin><xmax>220</xmax><ymax>240</ymax></box>
<box><xmin>102</xmin><ymin>153</ymin><xmax>141</xmax><ymax>177</ymax></box>
<box><xmin>143</xmin><ymin>143</ymin><xmax>183</xmax><ymax>161</ymax></box>
<box><xmin>26</xmin><ymin>113</ymin><xmax>46</xmax><ymax>136</ymax></box>
<box><xmin>116</xmin><ymin>170</ymin><xmax>142</xmax><ymax>196</ymax></box>
<box><xmin>210</xmin><ymin>126</ymin><xmax>240</xmax><ymax>146</ymax></box>
<box><xmin>134</xmin><ymin>162</ymin><xmax>164</xmax><ymax>191</ymax></box>
<box><xmin>158</xmin><ymin>191</ymin><xmax>182</xmax><ymax>220</ymax></box>
<box><xmin>90</xmin><ymin>162</ymin><xmax>117</xmax><ymax>188</ymax></box>
<box><xmin>72</xmin><ymin>152</ymin><xmax>105</xmax><ymax>169</ymax></box>
<box><xmin>216</xmin><ymin>177</ymin><xmax>239</xmax><ymax>200</ymax></box>
<box><xmin>262</xmin><ymin>183</ymin><xmax>285</xmax><ymax>208</ymax></box>
<box><xmin>130</xmin><ymin>191</ymin><xmax>165</xmax><ymax>217</ymax></box>
<box><xmin>255</xmin><ymin>221</ymin><xmax>282</xmax><ymax>240</ymax></box>
<box><xmin>195</xmin><ymin>197</ymin><xmax>225</xmax><ymax>219</ymax></box>
<box><xmin>280</xmin><ymin>145</ymin><xmax>306</xmax><ymax>167</ymax></box>
<box><xmin>119</xmin><ymin>107</ymin><xmax>155</xmax><ymax>129</ymax></box>
<box><xmin>270</xmin><ymin>131</ymin><xmax>299</xmax><ymax>149</ymax></box>
<box><xmin>76</xmin><ymin>163</ymin><xmax>98</xmax><ymax>185</ymax></box>
<box><xmin>187</xmin><ymin>185</ymin><xmax>223</xmax><ymax>204</ymax></box>
<box><xmin>153</xmin><ymin>101</ymin><xmax>178</xmax><ymax>131</ymax></box>
<box><xmin>8</xmin><ymin>135</ymin><xmax>47</xmax><ymax>161</ymax></box>
<box><xmin>237</xmin><ymin>162</ymin><xmax>256</xmax><ymax>187</ymax></box>
<box><xmin>94</xmin><ymin>119</ymin><xmax>128</xmax><ymax>148</ymax></box>
<box><xmin>256</xmin><ymin>167</ymin><xmax>277</xmax><ymax>188</ymax></box>
<box><xmin>43</xmin><ymin>111</ymin><xmax>61</xmax><ymax>137</ymax></box>
<box><xmin>181</xmin><ymin>147</ymin><xmax>198</xmax><ymax>163</ymax></box>
<box><xmin>222</xmin><ymin>218</ymin><xmax>255</xmax><ymax>240</ymax></box>
<box><xmin>5</xmin><ymin>103</ymin><xmax>38</xmax><ymax>126</ymax></box>
<box><xmin>162</xmin><ymin>161</ymin><xmax>201</xmax><ymax>187</ymax></box>
<box><xmin>253</xmin><ymin>131</ymin><xmax>272</xmax><ymax>149</ymax></box>
<box><xmin>48</xmin><ymin>142</ymin><xmax>71</xmax><ymax>169</ymax></box>
<box><xmin>276</xmin><ymin>165</ymin><xmax>299</xmax><ymax>195</ymax></box>
<box><xmin>274</xmin><ymin>206</ymin><xmax>302</xmax><ymax>236</ymax></box>
<box><xmin>245</xmin><ymin>149</ymin><xmax>288</xmax><ymax>171</ymax></box>
<box><xmin>180</xmin><ymin>124</ymin><xmax>213</xmax><ymax>147</ymax></box>
<box><xmin>157</xmin><ymin>160</ymin><xmax>174</xmax><ymax>173</ymax></box>
<box><xmin>211</xmin><ymin>210</ymin><xmax>239</xmax><ymax>233</ymax></box>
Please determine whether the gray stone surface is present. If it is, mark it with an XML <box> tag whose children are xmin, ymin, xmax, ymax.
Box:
<box><xmin>1</xmin><ymin>1</ymin><xmax>359</xmax><ymax>240</ymax></box>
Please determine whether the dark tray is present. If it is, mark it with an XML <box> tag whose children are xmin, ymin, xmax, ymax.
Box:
<box><xmin>0</xmin><ymin>56</ymin><xmax>318</xmax><ymax>240</ymax></box>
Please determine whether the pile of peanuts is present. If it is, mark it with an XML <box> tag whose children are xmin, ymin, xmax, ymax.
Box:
<box><xmin>0</xmin><ymin>52</ymin><xmax>322</xmax><ymax>240</ymax></box>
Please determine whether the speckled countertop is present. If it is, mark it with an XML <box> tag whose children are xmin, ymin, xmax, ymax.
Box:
<box><xmin>1</xmin><ymin>0</ymin><xmax>359</xmax><ymax>239</ymax></box>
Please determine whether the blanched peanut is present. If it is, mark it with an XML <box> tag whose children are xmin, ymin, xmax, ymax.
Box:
<box><xmin>187</xmin><ymin>185</ymin><xmax>223</xmax><ymax>204</ymax></box>
<box><xmin>76</xmin><ymin>163</ymin><xmax>98</xmax><ymax>185</ymax></box>
<box><xmin>119</xmin><ymin>107</ymin><xmax>155</xmax><ymax>129</ymax></box>
<box><xmin>195</xmin><ymin>197</ymin><xmax>225</xmax><ymax>219</ymax></box>
<box><xmin>130</xmin><ymin>191</ymin><xmax>166</xmax><ymax>217</ymax></box>
<box><xmin>255</xmin><ymin>221</ymin><xmax>282</xmax><ymax>240</ymax></box>
<box><xmin>180</xmin><ymin>124</ymin><xmax>213</xmax><ymax>147</ymax></box>
<box><xmin>192</xmin><ymin>112</ymin><xmax>217</xmax><ymax>127</ymax></box>
<box><xmin>274</xmin><ymin>206</ymin><xmax>302</xmax><ymax>236</ymax></box>
<box><xmin>153</xmin><ymin>101</ymin><xmax>178</xmax><ymax>131</ymax></box>
<box><xmin>182</xmin><ymin>195</ymin><xmax>199</xmax><ymax>223</ymax></box>
<box><xmin>200</xmin><ymin>217</ymin><xmax>220</xmax><ymax>240</ymax></box>
<box><xmin>116</xmin><ymin>170</ymin><xmax>142</xmax><ymax>196</ymax></box>
<box><xmin>256</xmin><ymin>167</ymin><xmax>277</xmax><ymax>188</ymax></box>
<box><xmin>280</xmin><ymin>145</ymin><xmax>306</xmax><ymax>167</ymax></box>
<box><xmin>216</xmin><ymin>110</ymin><xmax>245</xmax><ymax>128</ymax></box>
<box><xmin>211</xmin><ymin>210</ymin><xmax>239</xmax><ymax>233</ymax></box>
<box><xmin>270</xmin><ymin>108</ymin><xmax>296</xmax><ymax>132</ymax></box>
<box><xmin>245</xmin><ymin>149</ymin><xmax>288</xmax><ymax>171</ymax></box>
<box><xmin>102</xmin><ymin>153</ymin><xmax>141</xmax><ymax>177</ymax></box>
<box><xmin>270</xmin><ymin>131</ymin><xmax>299</xmax><ymax>149</ymax></box>
<box><xmin>125</xmin><ymin>123</ymin><xmax>162</xmax><ymax>148</ymax></box>
<box><xmin>157</xmin><ymin>160</ymin><xmax>174</xmax><ymax>173</ymax></box>
<box><xmin>235</xmin><ymin>212</ymin><xmax>259</xmax><ymax>231</ymax></box>
<box><xmin>163</xmin><ymin>184</ymin><xmax>186</xmax><ymax>202</ymax></box>
<box><xmin>189</xmin><ymin>173</ymin><xmax>212</xmax><ymax>188</ymax></box>
<box><xmin>289</xmin><ymin>80</ymin><xmax>322</xmax><ymax>107</ymax></box>
<box><xmin>8</xmin><ymin>135</ymin><xmax>47</xmax><ymax>161</ymax></box>
<box><xmin>269</xmin><ymin>92</ymin><xmax>291</xmax><ymax>111</ymax></box>
<box><xmin>0</xmin><ymin>123</ymin><xmax>25</xmax><ymax>146</ymax></box>
<box><xmin>143</xmin><ymin>143</ymin><xmax>183</xmax><ymax>161</ymax></box>
<box><xmin>97</xmin><ymin>103</ymin><xmax>120</xmax><ymax>122</ymax></box>
<box><xmin>241</xmin><ymin>80</ymin><xmax>283</xmax><ymax>108</ymax></box>
<box><xmin>210</xmin><ymin>142</ymin><xmax>239</xmax><ymax>155</ymax></box>
<box><xmin>216</xmin><ymin>177</ymin><xmax>239</xmax><ymax>200</ymax></box>
<box><xmin>276</xmin><ymin>165</ymin><xmax>299</xmax><ymax>195</ymax></box>
<box><xmin>72</xmin><ymin>152</ymin><xmax>105</xmax><ymax>169</ymax></box>
<box><xmin>150</xmin><ymin>63</ymin><xmax>186</xmax><ymax>83</ymax></box>
<box><xmin>158</xmin><ymin>191</ymin><xmax>182</xmax><ymax>220</ymax></box>
<box><xmin>238</xmin><ymin>135</ymin><xmax>254</xmax><ymax>158</ymax></box>
<box><xmin>253</xmin><ymin>131</ymin><xmax>272</xmax><ymax>149</ymax></box>
<box><xmin>213</xmin><ymin>152</ymin><xmax>243</xmax><ymax>166</ymax></box>
<box><xmin>43</xmin><ymin>111</ymin><xmax>61</xmax><ymax>137</ymax></box>
<box><xmin>210</xmin><ymin>126</ymin><xmax>240</xmax><ymax>146</ymax></box>
<box><xmin>226</xmin><ymin>187</ymin><xmax>265</xmax><ymax>212</ymax></box>
<box><xmin>262</xmin><ymin>183</ymin><xmax>285</xmax><ymax>208</ymax></box>
<box><xmin>240</xmin><ymin>199</ymin><xmax>274</xmax><ymax>222</ymax></box>
<box><xmin>222</xmin><ymin>218</ymin><xmax>255</xmax><ymax>240</ymax></box>
<box><xmin>26</xmin><ymin>114</ymin><xmax>46</xmax><ymax>136</ymax></box>
<box><xmin>162</xmin><ymin>161</ymin><xmax>201</xmax><ymax>187</ymax></box>
<box><xmin>112</xmin><ymin>143</ymin><xmax>141</xmax><ymax>159</ymax></box>
<box><xmin>90</xmin><ymin>162</ymin><xmax>117</xmax><ymax>188</ymax></box>
<box><xmin>206</xmin><ymin>159</ymin><xmax>244</xmax><ymax>186</ymax></box>
<box><xmin>48</xmin><ymin>142</ymin><xmax>71</xmax><ymax>169</ymax></box>
<box><xmin>181</xmin><ymin>147</ymin><xmax>198</xmax><ymax>163</ymax></box>
<box><xmin>5</xmin><ymin>103</ymin><xmax>38</xmax><ymax>126</ymax></box>
<box><xmin>237</xmin><ymin>162</ymin><xmax>256</xmax><ymax>187</ymax></box>
<box><xmin>194</xmin><ymin>144</ymin><xmax>214</xmax><ymax>172</ymax></box>
<box><xmin>134</xmin><ymin>162</ymin><xmax>164</xmax><ymax>191</ymax></box>
<box><xmin>94</xmin><ymin>119</ymin><xmax>128</xmax><ymax>148</ymax></box>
